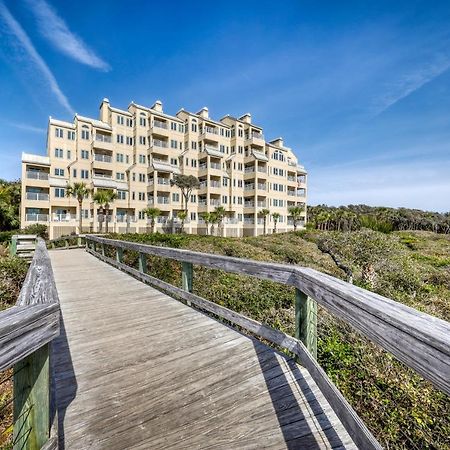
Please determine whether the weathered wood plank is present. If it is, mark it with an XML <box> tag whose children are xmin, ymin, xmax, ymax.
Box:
<box><xmin>86</xmin><ymin>235</ymin><xmax>450</xmax><ymax>395</ymax></box>
<box><xmin>296</xmin><ymin>289</ymin><xmax>317</xmax><ymax>358</ymax></box>
<box><xmin>87</xmin><ymin>247</ymin><xmax>380</xmax><ymax>449</ymax></box>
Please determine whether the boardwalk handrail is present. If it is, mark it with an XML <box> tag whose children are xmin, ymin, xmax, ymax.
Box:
<box><xmin>0</xmin><ymin>238</ymin><xmax>60</xmax><ymax>449</ymax></box>
<box><xmin>85</xmin><ymin>235</ymin><xmax>450</xmax><ymax>450</ymax></box>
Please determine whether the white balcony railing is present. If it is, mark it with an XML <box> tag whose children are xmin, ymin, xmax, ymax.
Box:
<box><xmin>244</xmin><ymin>202</ymin><xmax>255</xmax><ymax>207</ymax></box>
<box><xmin>157</xmin><ymin>216</ymin><xmax>169</xmax><ymax>224</ymax></box>
<box><xmin>288</xmin><ymin>191</ymin><xmax>296</xmax><ymax>196</ymax></box>
<box><xmin>244</xmin><ymin>184</ymin><xmax>255</xmax><ymax>191</ymax></box>
<box><xmin>244</xmin><ymin>218</ymin><xmax>254</xmax><ymax>224</ymax></box>
<box><xmin>257</xmin><ymin>183</ymin><xmax>267</xmax><ymax>190</ymax></box>
<box><xmin>26</xmin><ymin>192</ymin><xmax>49</xmax><ymax>201</ymax></box>
<box><xmin>26</xmin><ymin>213</ymin><xmax>48</xmax><ymax>222</ymax></box>
<box><xmin>198</xmin><ymin>200</ymin><xmax>207</xmax><ymax>206</ymax></box>
<box><xmin>26</xmin><ymin>171</ymin><xmax>49</xmax><ymax>180</ymax></box>
<box><xmin>116</xmin><ymin>215</ymin><xmax>137</xmax><ymax>223</ymax></box>
<box><xmin>95</xmin><ymin>134</ymin><xmax>112</xmax><ymax>143</ymax></box>
<box><xmin>210</xmin><ymin>181</ymin><xmax>220</xmax><ymax>188</ymax></box>
<box><xmin>287</xmin><ymin>176</ymin><xmax>296</xmax><ymax>182</ymax></box>
<box><xmin>199</xmin><ymin>181</ymin><xmax>207</xmax><ymax>188</ymax></box>
<box><xmin>257</xmin><ymin>201</ymin><xmax>266</xmax><ymax>207</ymax></box>
<box><xmin>153</xmin><ymin>120</ymin><xmax>168</xmax><ymax>129</ymax></box>
<box><xmin>203</xmin><ymin>126</ymin><xmax>218</xmax><ymax>135</ymax></box>
<box><xmin>297</xmin><ymin>190</ymin><xmax>306</xmax><ymax>197</ymax></box>
<box><xmin>94</xmin><ymin>154</ymin><xmax>112</xmax><ymax>163</ymax></box>
<box><xmin>93</xmin><ymin>173</ymin><xmax>112</xmax><ymax>179</ymax></box>
<box><xmin>244</xmin><ymin>167</ymin><xmax>255</xmax><ymax>173</ymax></box>
<box><xmin>157</xmin><ymin>177</ymin><xmax>170</xmax><ymax>185</ymax></box>
<box><xmin>53</xmin><ymin>214</ymin><xmax>73</xmax><ymax>222</ymax></box>
<box><xmin>153</xmin><ymin>139</ymin><xmax>168</xmax><ymax>148</ymax></box>
<box><xmin>257</xmin><ymin>167</ymin><xmax>267</xmax><ymax>173</ymax></box>
<box><xmin>210</xmin><ymin>200</ymin><xmax>220</xmax><ymax>206</ymax></box>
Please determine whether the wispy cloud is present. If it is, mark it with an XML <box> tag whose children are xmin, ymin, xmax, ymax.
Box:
<box><xmin>371</xmin><ymin>56</ymin><xmax>450</xmax><ymax>116</ymax></box>
<box><xmin>26</xmin><ymin>0</ymin><xmax>110</xmax><ymax>71</ymax></box>
<box><xmin>3</xmin><ymin>120</ymin><xmax>46</xmax><ymax>133</ymax></box>
<box><xmin>0</xmin><ymin>2</ymin><xmax>73</xmax><ymax>114</ymax></box>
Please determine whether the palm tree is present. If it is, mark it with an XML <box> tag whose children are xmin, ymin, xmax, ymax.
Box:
<box><xmin>210</xmin><ymin>211</ymin><xmax>219</xmax><ymax>236</ymax></box>
<box><xmin>93</xmin><ymin>189</ymin><xmax>117</xmax><ymax>233</ymax></box>
<box><xmin>214</xmin><ymin>206</ymin><xmax>226</xmax><ymax>236</ymax></box>
<box><xmin>177</xmin><ymin>211</ymin><xmax>188</xmax><ymax>233</ymax></box>
<box><xmin>66</xmin><ymin>182</ymin><xmax>91</xmax><ymax>234</ymax></box>
<box><xmin>142</xmin><ymin>207</ymin><xmax>161</xmax><ymax>233</ymax></box>
<box><xmin>272</xmin><ymin>212</ymin><xmax>280</xmax><ymax>234</ymax></box>
<box><xmin>259</xmin><ymin>208</ymin><xmax>270</xmax><ymax>235</ymax></box>
<box><xmin>288</xmin><ymin>206</ymin><xmax>304</xmax><ymax>232</ymax></box>
<box><xmin>200</xmin><ymin>212</ymin><xmax>212</xmax><ymax>235</ymax></box>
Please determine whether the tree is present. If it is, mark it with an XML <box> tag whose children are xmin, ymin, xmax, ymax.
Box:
<box><xmin>170</xmin><ymin>175</ymin><xmax>200</xmax><ymax>215</ymax></box>
<box><xmin>0</xmin><ymin>179</ymin><xmax>20</xmax><ymax>231</ymax></box>
<box><xmin>214</xmin><ymin>206</ymin><xmax>226</xmax><ymax>236</ymax></box>
<box><xmin>209</xmin><ymin>212</ymin><xmax>219</xmax><ymax>236</ymax></box>
<box><xmin>288</xmin><ymin>206</ymin><xmax>304</xmax><ymax>231</ymax></box>
<box><xmin>259</xmin><ymin>208</ymin><xmax>270</xmax><ymax>235</ymax></box>
<box><xmin>142</xmin><ymin>207</ymin><xmax>161</xmax><ymax>233</ymax></box>
<box><xmin>272</xmin><ymin>212</ymin><xmax>280</xmax><ymax>234</ymax></box>
<box><xmin>177</xmin><ymin>211</ymin><xmax>188</xmax><ymax>233</ymax></box>
<box><xmin>200</xmin><ymin>212</ymin><xmax>212</xmax><ymax>235</ymax></box>
<box><xmin>66</xmin><ymin>182</ymin><xmax>91</xmax><ymax>234</ymax></box>
<box><xmin>93</xmin><ymin>189</ymin><xmax>117</xmax><ymax>233</ymax></box>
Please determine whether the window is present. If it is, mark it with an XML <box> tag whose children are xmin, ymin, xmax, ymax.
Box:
<box><xmin>171</xmin><ymin>122</ymin><xmax>177</xmax><ymax>131</ymax></box>
<box><xmin>126</xmin><ymin>136</ymin><xmax>133</xmax><ymax>146</ymax></box>
<box><xmin>81</xmin><ymin>169</ymin><xmax>89</xmax><ymax>179</ymax></box>
<box><xmin>117</xmin><ymin>190</ymin><xmax>127</xmax><ymax>200</ymax></box>
<box><xmin>132</xmin><ymin>192</ymin><xmax>135</xmax><ymax>200</ymax></box>
<box><xmin>222</xmin><ymin>178</ymin><xmax>228</xmax><ymax>187</ymax></box>
<box><xmin>82</xmin><ymin>209</ymin><xmax>89</xmax><ymax>219</ymax></box>
<box><xmin>54</xmin><ymin>148</ymin><xmax>63</xmax><ymax>158</ymax></box>
<box><xmin>116</xmin><ymin>134</ymin><xmax>124</xmax><ymax>144</ymax></box>
<box><xmin>191</xmin><ymin>141</ymin><xmax>197</xmax><ymax>150</ymax></box>
<box><xmin>54</xmin><ymin>168</ymin><xmax>64</xmax><ymax>176</ymax></box>
<box><xmin>178</xmin><ymin>123</ymin><xmax>184</xmax><ymax>133</ymax></box>
<box><xmin>238</xmin><ymin>128</ymin><xmax>243</xmax><ymax>138</ymax></box>
<box><xmin>272</xmin><ymin>150</ymin><xmax>284</xmax><ymax>161</ymax></box>
<box><xmin>116</xmin><ymin>172</ymin><xmax>125</xmax><ymax>181</ymax></box>
<box><xmin>116</xmin><ymin>153</ymin><xmax>124</xmax><ymax>163</ymax></box>
<box><xmin>138</xmin><ymin>192</ymin><xmax>145</xmax><ymax>201</ymax></box>
<box><xmin>170</xmin><ymin>158</ymin><xmax>178</xmax><ymax>166</ymax></box>
<box><xmin>190</xmin><ymin>212</ymin><xmax>196</xmax><ymax>220</ymax></box>
<box><xmin>139</xmin><ymin>211</ymin><xmax>144</xmax><ymax>220</ymax></box>
<box><xmin>172</xmin><ymin>193</ymin><xmax>180</xmax><ymax>202</ymax></box>
<box><xmin>55</xmin><ymin>187</ymin><xmax>65</xmax><ymax>198</ymax></box>
<box><xmin>81</xmin><ymin>149</ymin><xmax>89</xmax><ymax>159</ymax></box>
<box><xmin>170</xmin><ymin>139</ymin><xmax>177</xmax><ymax>149</ymax></box>
<box><xmin>67</xmin><ymin>131</ymin><xmax>75</xmax><ymax>140</ymax></box>
<box><xmin>222</xmin><ymin>195</ymin><xmax>228</xmax><ymax>204</ymax></box>
<box><xmin>139</xmin><ymin>154</ymin><xmax>146</xmax><ymax>164</ymax></box>
<box><xmin>117</xmin><ymin>115</ymin><xmax>124</xmax><ymax>125</ymax></box>
<box><xmin>55</xmin><ymin>128</ymin><xmax>63</xmax><ymax>138</ymax></box>
<box><xmin>191</xmin><ymin>159</ymin><xmax>197</xmax><ymax>168</ymax></box>
<box><xmin>67</xmin><ymin>150</ymin><xmax>71</xmax><ymax>159</ymax></box>
<box><xmin>72</xmin><ymin>169</ymin><xmax>77</xmax><ymax>178</ymax></box>
<box><xmin>220</xmin><ymin>145</ymin><xmax>225</xmax><ymax>153</ymax></box>
<box><xmin>81</xmin><ymin>126</ymin><xmax>90</xmax><ymax>140</ymax></box>
<box><xmin>191</xmin><ymin>122</ymin><xmax>197</xmax><ymax>132</ymax></box>
<box><xmin>139</xmin><ymin>136</ymin><xmax>146</xmax><ymax>145</ymax></box>
<box><xmin>190</xmin><ymin>194</ymin><xmax>196</xmax><ymax>203</ymax></box>
<box><xmin>126</xmin><ymin>118</ymin><xmax>133</xmax><ymax>127</ymax></box>
<box><xmin>139</xmin><ymin>173</ymin><xmax>145</xmax><ymax>182</ymax></box>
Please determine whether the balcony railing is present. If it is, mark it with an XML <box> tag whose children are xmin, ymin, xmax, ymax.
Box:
<box><xmin>152</xmin><ymin>157</ymin><xmax>169</xmax><ymax>163</ymax></box>
<box><xmin>257</xmin><ymin>183</ymin><xmax>267</xmax><ymax>190</ymax></box>
<box><xmin>244</xmin><ymin>218</ymin><xmax>254</xmax><ymax>224</ymax></box>
<box><xmin>257</xmin><ymin>167</ymin><xmax>267</xmax><ymax>173</ymax></box>
<box><xmin>116</xmin><ymin>215</ymin><xmax>137</xmax><ymax>223</ymax></box>
<box><xmin>93</xmin><ymin>173</ymin><xmax>112</xmax><ymax>179</ymax></box>
<box><xmin>257</xmin><ymin>218</ymin><xmax>265</xmax><ymax>225</ymax></box>
<box><xmin>94</xmin><ymin>154</ymin><xmax>112</xmax><ymax>163</ymax></box>
<box><xmin>199</xmin><ymin>181</ymin><xmax>207</xmax><ymax>188</ymax></box>
<box><xmin>153</xmin><ymin>121</ymin><xmax>168</xmax><ymax>129</ymax></box>
<box><xmin>210</xmin><ymin>181</ymin><xmax>220</xmax><ymax>188</ymax></box>
<box><xmin>244</xmin><ymin>184</ymin><xmax>255</xmax><ymax>191</ymax></box>
<box><xmin>257</xmin><ymin>201</ymin><xmax>267</xmax><ymax>207</ymax></box>
<box><xmin>26</xmin><ymin>171</ymin><xmax>49</xmax><ymax>180</ymax></box>
<box><xmin>244</xmin><ymin>167</ymin><xmax>255</xmax><ymax>173</ymax></box>
<box><xmin>153</xmin><ymin>139</ymin><xmax>168</xmax><ymax>148</ymax></box>
<box><xmin>95</xmin><ymin>134</ymin><xmax>112</xmax><ymax>143</ymax></box>
<box><xmin>288</xmin><ymin>191</ymin><xmax>296</xmax><ymax>196</ymax></box>
<box><xmin>198</xmin><ymin>200</ymin><xmax>207</xmax><ymax>206</ymax></box>
<box><xmin>26</xmin><ymin>213</ymin><xmax>48</xmax><ymax>222</ymax></box>
<box><xmin>287</xmin><ymin>176</ymin><xmax>296</xmax><ymax>182</ymax></box>
<box><xmin>26</xmin><ymin>192</ymin><xmax>49</xmax><ymax>201</ymax></box>
<box><xmin>297</xmin><ymin>190</ymin><xmax>306</xmax><ymax>197</ymax></box>
<box><xmin>203</xmin><ymin>126</ymin><xmax>218</xmax><ymax>135</ymax></box>
<box><xmin>297</xmin><ymin>177</ymin><xmax>307</xmax><ymax>184</ymax></box>
<box><xmin>157</xmin><ymin>178</ymin><xmax>170</xmax><ymax>185</ymax></box>
<box><xmin>53</xmin><ymin>214</ymin><xmax>74</xmax><ymax>222</ymax></box>
<box><xmin>157</xmin><ymin>216</ymin><xmax>169</xmax><ymax>223</ymax></box>
<box><xmin>210</xmin><ymin>199</ymin><xmax>220</xmax><ymax>206</ymax></box>
<box><xmin>244</xmin><ymin>201</ymin><xmax>255</xmax><ymax>207</ymax></box>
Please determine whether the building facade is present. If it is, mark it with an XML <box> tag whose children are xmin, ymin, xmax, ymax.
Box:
<box><xmin>21</xmin><ymin>99</ymin><xmax>307</xmax><ymax>239</ymax></box>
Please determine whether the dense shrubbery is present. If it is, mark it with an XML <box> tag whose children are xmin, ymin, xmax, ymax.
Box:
<box><xmin>106</xmin><ymin>230</ymin><xmax>450</xmax><ymax>448</ymax></box>
<box><xmin>308</xmin><ymin>204</ymin><xmax>450</xmax><ymax>234</ymax></box>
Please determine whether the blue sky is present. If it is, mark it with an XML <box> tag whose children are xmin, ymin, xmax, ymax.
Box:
<box><xmin>1</xmin><ymin>0</ymin><xmax>450</xmax><ymax>211</ymax></box>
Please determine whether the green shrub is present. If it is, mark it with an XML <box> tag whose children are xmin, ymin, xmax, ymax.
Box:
<box><xmin>22</xmin><ymin>224</ymin><xmax>48</xmax><ymax>240</ymax></box>
<box><xmin>0</xmin><ymin>255</ymin><xmax>28</xmax><ymax>309</ymax></box>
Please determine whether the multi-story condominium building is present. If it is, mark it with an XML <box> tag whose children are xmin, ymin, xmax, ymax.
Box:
<box><xmin>21</xmin><ymin>99</ymin><xmax>307</xmax><ymax>239</ymax></box>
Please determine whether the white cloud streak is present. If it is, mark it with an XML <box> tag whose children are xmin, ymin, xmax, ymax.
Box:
<box><xmin>372</xmin><ymin>57</ymin><xmax>450</xmax><ymax>116</ymax></box>
<box><xmin>26</xmin><ymin>0</ymin><xmax>110</xmax><ymax>71</ymax></box>
<box><xmin>4</xmin><ymin>120</ymin><xmax>46</xmax><ymax>133</ymax></box>
<box><xmin>0</xmin><ymin>2</ymin><xmax>73</xmax><ymax>114</ymax></box>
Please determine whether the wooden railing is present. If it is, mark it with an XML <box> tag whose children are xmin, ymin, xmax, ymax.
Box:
<box><xmin>47</xmin><ymin>234</ymin><xmax>87</xmax><ymax>250</ymax></box>
<box><xmin>10</xmin><ymin>234</ymin><xmax>38</xmax><ymax>260</ymax></box>
<box><xmin>85</xmin><ymin>235</ymin><xmax>450</xmax><ymax>450</ymax></box>
<box><xmin>0</xmin><ymin>239</ymin><xmax>60</xmax><ymax>449</ymax></box>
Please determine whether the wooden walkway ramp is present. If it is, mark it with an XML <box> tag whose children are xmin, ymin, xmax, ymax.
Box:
<box><xmin>50</xmin><ymin>249</ymin><xmax>356</xmax><ymax>449</ymax></box>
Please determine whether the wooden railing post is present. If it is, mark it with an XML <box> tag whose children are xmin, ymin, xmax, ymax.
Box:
<box><xmin>10</xmin><ymin>235</ymin><xmax>17</xmax><ymax>256</ymax></box>
<box><xmin>182</xmin><ymin>262</ymin><xmax>193</xmax><ymax>306</ymax></box>
<box><xmin>13</xmin><ymin>344</ymin><xmax>50</xmax><ymax>450</ymax></box>
<box><xmin>295</xmin><ymin>289</ymin><xmax>317</xmax><ymax>358</ymax></box>
<box><xmin>138</xmin><ymin>252</ymin><xmax>147</xmax><ymax>273</ymax></box>
<box><xmin>101</xmin><ymin>243</ymin><xmax>106</xmax><ymax>257</ymax></box>
<box><xmin>65</xmin><ymin>239</ymin><xmax>69</xmax><ymax>249</ymax></box>
<box><xmin>116</xmin><ymin>247</ymin><xmax>123</xmax><ymax>263</ymax></box>
<box><xmin>77</xmin><ymin>236</ymin><xmax>82</xmax><ymax>247</ymax></box>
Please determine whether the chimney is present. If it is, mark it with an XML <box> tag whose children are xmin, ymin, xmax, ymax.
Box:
<box><xmin>152</xmin><ymin>100</ymin><xmax>163</xmax><ymax>112</ymax></box>
<box><xmin>197</xmin><ymin>107</ymin><xmax>209</xmax><ymax>119</ymax></box>
<box><xmin>99</xmin><ymin>98</ymin><xmax>110</xmax><ymax>123</ymax></box>
<box><xmin>239</xmin><ymin>113</ymin><xmax>251</xmax><ymax>124</ymax></box>
<box><xmin>270</xmin><ymin>137</ymin><xmax>284</xmax><ymax>147</ymax></box>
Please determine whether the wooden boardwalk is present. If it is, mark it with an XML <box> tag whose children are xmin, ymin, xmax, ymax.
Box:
<box><xmin>50</xmin><ymin>249</ymin><xmax>356</xmax><ymax>449</ymax></box>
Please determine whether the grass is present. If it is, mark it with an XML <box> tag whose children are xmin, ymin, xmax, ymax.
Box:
<box><xmin>105</xmin><ymin>229</ymin><xmax>450</xmax><ymax>449</ymax></box>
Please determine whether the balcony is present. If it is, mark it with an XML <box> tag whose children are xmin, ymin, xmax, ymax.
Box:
<box><xmin>26</xmin><ymin>213</ymin><xmax>48</xmax><ymax>222</ymax></box>
<box><xmin>244</xmin><ymin>201</ymin><xmax>255</xmax><ymax>207</ymax></box>
<box><xmin>287</xmin><ymin>176</ymin><xmax>296</xmax><ymax>182</ymax></box>
<box><xmin>200</xmin><ymin>127</ymin><xmax>219</xmax><ymax>142</ymax></box>
<box><xmin>116</xmin><ymin>215</ymin><xmax>137</xmax><ymax>223</ymax></box>
<box><xmin>244</xmin><ymin>218</ymin><xmax>254</xmax><ymax>225</ymax></box>
<box><xmin>288</xmin><ymin>191</ymin><xmax>296</xmax><ymax>197</ymax></box>
<box><xmin>157</xmin><ymin>177</ymin><xmax>170</xmax><ymax>185</ymax></box>
<box><xmin>245</xmin><ymin>132</ymin><xmax>265</xmax><ymax>148</ymax></box>
<box><xmin>257</xmin><ymin>167</ymin><xmax>267</xmax><ymax>174</ymax></box>
<box><xmin>151</xmin><ymin>120</ymin><xmax>170</xmax><ymax>137</ymax></box>
<box><xmin>93</xmin><ymin>133</ymin><xmax>113</xmax><ymax>151</ymax></box>
<box><xmin>149</xmin><ymin>196</ymin><xmax>170</xmax><ymax>205</ymax></box>
<box><xmin>257</xmin><ymin>183</ymin><xmax>267</xmax><ymax>191</ymax></box>
<box><xmin>152</xmin><ymin>139</ymin><xmax>168</xmax><ymax>149</ymax></box>
<box><xmin>26</xmin><ymin>171</ymin><xmax>49</xmax><ymax>181</ymax></box>
<box><xmin>210</xmin><ymin>199</ymin><xmax>220</xmax><ymax>206</ymax></box>
<box><xmin>244</xmin><ymin>167</ymin><xmax>255</xmax><ymax>174</ymax></box>
<box><xmin>26</xmin><ymin>192</ymin><xmax>49</xmax><ymax>201</ymax></box>
<box><xmin>52</xmin><ymin>214</ymin><xmax>75</xmax><ymax>222</ymax></box>
<box><xmin>297</xmin><ymin>189</ymin><xmax>306</xmax><ymax>197</ymax></box>
<box><xmin>257</xmin><ymin>201</ymin><xmax>267</xmax><ymax>207</ymax></box>
<box><xmin>94</xmin><ymin>154</ymin><xmax>112</xmax><ymax>163</ymax></box>
<box><xmin>244</xmin><ymin>184</ymin><xmax>255</xmax><ymax>191</ymax></box>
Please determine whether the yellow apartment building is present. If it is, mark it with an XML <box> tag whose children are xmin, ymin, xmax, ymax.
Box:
<box><xmin>20</xmin><ymin>99</ymin><xmax>307</xmax><ymax>239</ymax></box>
